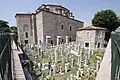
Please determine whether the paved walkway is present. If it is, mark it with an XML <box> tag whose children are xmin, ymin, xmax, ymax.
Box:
<box><xmin>11</xmin><ymin>41</ymin><xmax>26</xmax><ymax>80</ymax></box>
<box><xmin>96</xmin><ymin>39</ymin><xmax>111</xmax><ymax>80</ymax></box>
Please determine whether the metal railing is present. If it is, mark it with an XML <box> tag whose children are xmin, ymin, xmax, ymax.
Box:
<box><xmin>111</xmin><ymin>33</ymin><xmax>120</xmax><ymax>80</ymax></box>
<box><xmin>0</xmin><ymin>32</ymin><xmax>12</xmax><ymax>80</ymax></box>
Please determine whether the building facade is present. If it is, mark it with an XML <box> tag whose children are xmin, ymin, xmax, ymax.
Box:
<box><xmin>16</xmin><ymin>4</ymin><xmax>84</xmax><ymax>45</ymax></box>
<box><xmin>76</xmin><ymin>26</ymin><xmax>107</xmax><ymax>49</ymax></box>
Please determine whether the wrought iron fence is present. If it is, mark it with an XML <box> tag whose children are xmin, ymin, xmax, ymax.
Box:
<box><xmin>0</xmin><ymin>32</ymin><xmax>12</xmax><ymax>80</ymax></box>
<box><xmin>111</xmin><ymin>31</ymin><xmax>120</xmax><ymax>80</ymax></box>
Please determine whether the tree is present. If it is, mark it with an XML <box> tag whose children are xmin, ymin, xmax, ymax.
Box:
<box><xmin>0</xmin><ymin>20</ymin><xmax>10</xmax><ymax>54</ymax></box>
<box><xmin>10</xmin><ymin>26</ymin><xmax>18</xmax><ymax>44</ymax></box>
<box><xmin>0</xmin><ymin>20</ymin><xmax>10</xmax><ymax>32</ymax></box>
<box><xmin>118</xmin><ymin>17</ymin><xmax>120</xmax><ymax>26</ymax></box>
<box><xmin>92</xmin><ymin>10</ymin><xmax>120</xmax><ymax>31</ymax></box>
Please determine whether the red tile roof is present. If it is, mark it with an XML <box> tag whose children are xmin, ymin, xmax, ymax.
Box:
<box><xmin>77</xmin><ymin>26</ymin><xmax>106</xmax><ymax>31</ymax></box>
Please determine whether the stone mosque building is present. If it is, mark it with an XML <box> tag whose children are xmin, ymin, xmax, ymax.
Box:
<box><xmin>15</xmin><ymin>4</ymin><xmax>84</xmax><ymax>45</ymax></box>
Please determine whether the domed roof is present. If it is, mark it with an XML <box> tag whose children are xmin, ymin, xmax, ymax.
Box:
<box><xmin>36</xmin><ymin>4</ymin><xmax>69</xmax><ymax>12</ymax></box>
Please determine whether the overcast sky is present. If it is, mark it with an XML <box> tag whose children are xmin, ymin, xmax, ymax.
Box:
<box><xmin>0</xmin><ymin>0</ymin><xmax>120</xmax><ymax>26</ymax></box>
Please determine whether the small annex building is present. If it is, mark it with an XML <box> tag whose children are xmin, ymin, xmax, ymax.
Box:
<box><xmin>76</xmin><ymin>26</ymin><xmax>107</xmax><ymax>49</ymax></box>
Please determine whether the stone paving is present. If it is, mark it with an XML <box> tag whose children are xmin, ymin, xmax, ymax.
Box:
<box><xmin>11</xmin><ymin>41</ymin><xmax>26</xmax><ymax>80</ymax></box>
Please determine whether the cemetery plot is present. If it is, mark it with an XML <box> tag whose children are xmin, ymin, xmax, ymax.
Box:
<box><xmin>23</xmin><ymin>42</ymin><xmax>104</xmax><ymax>80</ymax></box>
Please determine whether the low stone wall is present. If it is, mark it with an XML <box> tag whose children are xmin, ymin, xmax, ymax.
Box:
<box><xmin>96</xmin><ymin>39</ymin><xmax>111</xmax><ymax>80</ymax></box>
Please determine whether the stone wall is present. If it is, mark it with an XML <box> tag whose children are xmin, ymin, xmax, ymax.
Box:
<box><xmin>36</xmin><ymin>12</ymin><xmax>44</xmax><ymax>43</ymax></box>
<box><xmin>16</xmin><ymin>14</ymin><xmax>34</xmax><ymax>45</ymax></box>
<box><xmin>76</xmin><ymin>30</ymin><xmax>96</xmax><ymax>49</ymax></box>
<box><xmin>16</xmin><ymin>6</ymin><xmax>83</xmax><ymax>45</ymax></box>
<box><xmin>95</xmin><ymin>30</ymin><xmax>106</xmax><ymax>48</ymax></box>
<box><xmin>42</xmin><ymin>11</ymin><xmax>83</xmax><ymax>45</ymax></box>
<box><xmin>76</xmin><ymin>29</ymin><xmax>106</xmax><ymax>49</ymax></box>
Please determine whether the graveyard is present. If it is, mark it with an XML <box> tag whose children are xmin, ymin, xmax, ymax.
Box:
<box><xmin>23</xmin><ymin>41</ymin><xmax>104</xmax><ymax>80</ymax></box>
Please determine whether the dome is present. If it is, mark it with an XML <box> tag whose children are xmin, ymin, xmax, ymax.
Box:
<box><xmin>36</xmin><ymin>4</ymin><xmax>74</xmax><ymax>18</ymax></box>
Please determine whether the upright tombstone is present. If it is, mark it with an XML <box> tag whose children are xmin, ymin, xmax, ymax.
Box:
<box><xmin>96</xmin><ymin>60</ymin><xmax>100</xmax><ymax>72</ymax></box>
<box><xmin>85</xmin><ymin>53</ymin><xmax>88</xmax><ymax>65</ymax></box>
<box><xmin>66</xmin><ymin>36</ymin><xmax>69</xmax><ymax>44</ymax></box>
<box><xmin>67</xmin><ymin>78</ymin><xmax>69</xmax><ymax>80</ymax></box>
<box><xmin>37</xmin><ymin>44</ymin><xmax>40</xmax><ymax>56</ymax></box>
<box><xmin>70</xmin><ymin>74</ymin><xmax>73</xmax><ymax>80</ymax></box>
<box><xmin>66</xmin><ymin>51</ymin><xmax>69</xmax><ymax>62</ymax></box>
<box><xmin>59</xmin><ymin>66</ymin><xmax>62</xmax><ymax>74</ymax></box>
<box><xmin>49</xmin><ymin>69</ymin><xmax>52</xmax><ymax>76</ymax></box>
<box><xmin>61</xmin><ymin>44</ymin><xmax>64</xmax><ymax>55</ymax></box>
<box><xmin>78</xmin><ymin>56</ymin><xmax>81</xmax><ymax>68</ymax></box>
<box><xmin>71</xmin><ymin>55</ymin><xmax>74</xmax><ymax>67</ymax></box>
<box><xmin>38</xmin><ymin>62</ymin><xmax>41</xmax><ymax>69</ymax></box>
<box><xmin>79</xmin><ymin>44</ymin><xmax>83</xmax><ymax>69</ymax></box>
<box><xmin>50</xmin><ymin>50</ymin><xmax>54</xmax><ymax>65</ymax></box>
<box><xmin>87</xmin><ymin>47</ymin><xmax>91</xmax><ymax>59</ymax></box>
<box><xmin>62</xmin><ymin>55</ymin><xmax>64</xmax><ymax>64</ymax></box>
<box><xmin>53</xmin><ymin>64</ymin><xmax>56</xmax><ymax>75</ymax></box>
<box><xmin>25</xmin><ymin>44</ymin><xmax>31</xmax><ymax>55</ymax></box>
<box><xmin>54</xmin><ymin>47</ymin><xmax>58</xmax><ymax>64</ymax></box>
<box><xmin>65</xmin><ymin>63</ymin><xmax>69</xmax><ymax>73</ymax></box>
<box><xmin>38</xmin><ymin>40</ymin><xmax>43</xmax><ymax>56</ymax></box>
<box><xmin>77</xmin><ymin>71</ymin><xmax>79</xmax><ymax>78</ymax></box>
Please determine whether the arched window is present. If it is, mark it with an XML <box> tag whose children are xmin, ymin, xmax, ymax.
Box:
<box><xmin>23</xmin><ymin>24</ymin><xmax>29</xmax><ymax>32</ymax></box>
<box><xmin>25</xmin><ymin>32</ymin><xmax>28</xmax><ymax>38</ymax></box>
<box><xmin>70</xmin><ymin>25</ymin><xmax>72</xmax><ymax>31</ymax></box>
<box><xmin>61</xmin><ymin>39</ymin><xmax>64</xmax><ymax>43</ymax></box>
<box><xmin>61</xmin><ymin>24</ymin><xmax>64</xmax><ymax>30</ymax></box>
